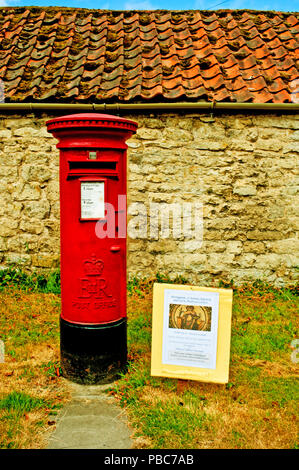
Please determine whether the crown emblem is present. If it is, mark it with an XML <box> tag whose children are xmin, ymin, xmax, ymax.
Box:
<box><xmin>83</xmin><ymin>254</ymin><xmax>104</xmax><ymax>276</ymax></box>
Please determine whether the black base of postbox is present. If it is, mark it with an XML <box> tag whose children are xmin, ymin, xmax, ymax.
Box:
<box><xmin>60</xmin><ymin>317</ymin><xmax>127</xmax><ymax>385</ymax></box>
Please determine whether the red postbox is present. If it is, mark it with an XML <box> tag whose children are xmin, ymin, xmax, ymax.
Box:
<box><xmin>46</xmin><ymin>113</ymin><xmax>138</xmax><ymax>384</ymax></box>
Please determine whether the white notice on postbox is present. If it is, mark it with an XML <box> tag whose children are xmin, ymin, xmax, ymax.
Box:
<box><xmin>81</xmin><ymin>181</ymin><xmax>105</xmax><ymax>219</ymax></box>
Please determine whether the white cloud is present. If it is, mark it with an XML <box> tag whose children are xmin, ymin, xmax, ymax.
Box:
<box><xmin>0</xmin><ymin>0</ymin><xmax>8</xmax><ymax>5</ymax></box>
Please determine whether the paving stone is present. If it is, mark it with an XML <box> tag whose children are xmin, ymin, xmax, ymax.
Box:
<box><xmin>46</xmin><ymin>381</ymin><xmax>133</xmax><ymax>450</ymax></box>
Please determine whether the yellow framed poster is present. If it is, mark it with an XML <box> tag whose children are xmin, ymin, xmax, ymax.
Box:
<box><xmin>151</xmin><ymin>283</ymin><xmax>233</xmax><ymax>384</ymax></box>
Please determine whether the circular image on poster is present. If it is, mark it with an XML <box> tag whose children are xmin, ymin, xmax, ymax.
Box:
<box><xmin>169</xmin><ymin>304</ymin><xmax>212</xmax><ymax>331</ymax></box>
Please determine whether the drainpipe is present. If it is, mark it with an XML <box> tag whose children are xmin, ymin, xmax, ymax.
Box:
<box><xmin>0</xmin><ymin>102</ymin><xmax>298</xmax><ymax>113</ymax></box>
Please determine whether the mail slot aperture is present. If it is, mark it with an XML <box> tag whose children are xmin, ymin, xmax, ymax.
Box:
<box><xmin>67</xmin><ymin>159</ymin><xmax>119</xmax><ymax>179</ymax></box>
<box><xmin>69</xmin><ymin>161</ymin><xmax>117</xmax><ymax>170</ymax></box>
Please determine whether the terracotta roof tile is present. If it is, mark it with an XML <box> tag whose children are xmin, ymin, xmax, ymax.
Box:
<box><xmin>0</xmin><ymin>7</ymin><xmax>298</xmax><ymax>103</ymax></box>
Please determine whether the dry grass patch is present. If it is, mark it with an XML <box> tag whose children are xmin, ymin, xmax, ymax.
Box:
<box><xmin>261</xmin><ymin>360</ymin><xmax>298</xmax><ymax>379</ymax></box>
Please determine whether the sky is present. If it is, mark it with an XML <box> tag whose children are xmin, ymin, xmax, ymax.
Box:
<box><xmin>0</xmin><ymin>0</ymin><xmax>297</xmax><ymax>12</ymax></box>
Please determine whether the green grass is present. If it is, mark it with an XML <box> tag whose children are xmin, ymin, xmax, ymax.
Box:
<box><xmin>231</xmin><ymin>322</ymin><xmax>297</xmax><ymax>360</ymax></box>
<box><xmin>0</xmin><ymin>267</ymin><xmax>61</xmax><ymax>294</ymax></box>
<box><xmin>259</xmin><ymin>376</ymin><xmax>299</xmax><ymax>409</ymax></box>
<box><xmin>134</xmin><ymin>399</ymin><xmax>212</xmax><ymax>449</ymax></box>
<box><xmin>127</xmin><ymin>273</ymin><xmax>190</xmax><ymax>297</ymax></box>
<box><xmin>0</xmin><ymin>391</ymin><xmax>51</xmax><ymax>414</ymax></box>
<box><xmin>0</xmin><ymin>292</ymin><xmax>60</xmax><ymax>361</ymax></box>
<box><xmin>2</xmin><ymin>321</ymin><xmax>58</xmax><ymax>349</ymax></box>
<box><xmin>233</xmin><ymin>365</ymin><xmax>299</xmax><ymax>410</ymax></box>
<box><xmin>127</xmin><ymin>315</ymin><xmax>152</xmax><ymax>356</ymax></box>
<box><xmin>40</xmin><ymin>361</ymin><xmax>62</xmax><ymax>378</ymax></box>
<box><xmin>0</xmin><ymin>391</ymin><xmax>63</xmax><ymax>449</ymax></box>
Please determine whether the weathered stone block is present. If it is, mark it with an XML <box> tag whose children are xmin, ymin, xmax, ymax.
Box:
<box><xmin>243</xmin><ymin>241</ymin><xmax>266</xmax><ymax>253</ymax></box>
<box><xmin>31</xmin><ymin>253</ymin><xmax>60</xmax><ymax>268</ymax></box>
<box><xmin>7</xmin><ymin>234</ymin><xmax>38</xmax><ymax>252</ymax></box>
<box><xmin>233</xmin><ymin>185</ymin><xmax>257</xmax><ymax>196</ymax></box>
<box><xmin>272</xmin><ymin>238</ymin><xmax>299</xmax><ymax>254</ymax></box>
<box><xmin>21</xmin><ymin>164</ymin><xmax>52</xmax><ymax>183</ymax></box>
<box><xmin>0</xmin><ymin>218</ymin><xmax>19</xmax><ymax>237</ymax></box>
<box><xmin>20</xmin><ymin>218</ymin><xmax>44</xmax><ymax>235</ymax></box>
<box><xmin>137</xmin><ymin>128</ymin><xmax>162</xmax><ymax>140</ymax></box>
<box><xmin>5</xmin><ymin>253</ymin><xmax>31</xmax><ymax>266</ymax></box>
<box><xmin>13</xmin><ymin>127</ymin><xmax>40</xmax><ymax>137</ymax></box>
<box><xmin>23</xmin><ymin>199</ymin><xmax>50</xmax><ymax>219</ymax></box>
<box><xmin>254</xmin><ymin>254</ymin><xmax>284</xmax><ymax>270</ymax></box>
<box><xmin>16</xmin><ymin>183</ymin><xmax>41</xmax><ymax>201</ymax></box>
<box><xmin>162</xmin><ymin>127</ymin><xmax>192</xmax><ymax>141</ymax></box>
<box><xmin>0</xmin><ymin>129</ymin><xmax>12</xmax><ymax>139</ymax></box>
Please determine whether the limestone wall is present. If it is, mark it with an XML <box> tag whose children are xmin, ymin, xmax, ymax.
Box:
<box><xmin>0</xmin><ymin>112</ymin><xmax>298</xmax><ymax>285</ymax></box>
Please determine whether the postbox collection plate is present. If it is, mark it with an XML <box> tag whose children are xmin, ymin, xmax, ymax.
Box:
<box><xmin>80</xmin><ymin>180</ymin><xmax>105</xmax><ymax>220</ymax></box>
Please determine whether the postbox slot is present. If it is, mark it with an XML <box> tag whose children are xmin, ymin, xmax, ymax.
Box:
<box><xmin>69</xmin><ymin>161</ymin><xmax>117</xmax><ymax>170</ymax></box>
<box><xmin>67</xmin><ymin>160</ymin><xmax>118</xmax><ymax>179</ymax></box>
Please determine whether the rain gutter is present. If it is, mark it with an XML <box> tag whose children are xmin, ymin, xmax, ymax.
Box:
<box><xmin>0</xmin><ymin>102</ymin><xmax>298</xmax><ymax>113</ymax></box>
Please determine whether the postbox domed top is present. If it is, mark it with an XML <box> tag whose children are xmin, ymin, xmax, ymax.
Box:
<box><xmin>46</xmin><ymin>113</ymin><xmax>138</xmax><ymax>134</ymax></box>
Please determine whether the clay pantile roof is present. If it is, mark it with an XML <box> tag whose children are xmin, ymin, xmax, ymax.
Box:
<box><xmin>0</xmin><ymin>7</ymin><xmax>298</xmax><ymax>103</ymax></box>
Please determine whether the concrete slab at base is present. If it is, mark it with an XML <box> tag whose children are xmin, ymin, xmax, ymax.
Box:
<box><xmin>46</xmin><ymin>380</ymin><xmax>133</xmax><ymax>450</ymax></box>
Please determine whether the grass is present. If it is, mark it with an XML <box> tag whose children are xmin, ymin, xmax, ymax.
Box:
<box><xmin>0</xmin><ymin>273</ymin><xmax>69</xmax><ymax>449</ymax></box>
<box><xmin>0</xmin><ymin>267</ymin><xmax>61</xmax><ymax>294</ymax></box>
<box><xmin>0</xmin><ymin>391</ymin><xmax>49</xmax><ymax>413</ymax></box>
<box><xmin>0</xmin><ymin>268</ymin><xmax>298</xmax><ymax>449</ymax></box>
<box><xmin>0</xmin><ymin>390</ymin><xmax>64</xmax><ymax>449</ymax></box>
<box><xmin>111</xmin><ymin>276</ymin><xmax>299</xmax><ymax>449</ymax></box>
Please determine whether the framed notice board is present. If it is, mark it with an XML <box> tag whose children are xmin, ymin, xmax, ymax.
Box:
<box><xmin>151</xmin><ymin>283</ymin><xmax>233</xmax><ymax>384</ymax></box>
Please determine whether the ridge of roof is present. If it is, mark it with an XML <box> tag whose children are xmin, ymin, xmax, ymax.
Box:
<box><xmin>0</xmin><ymin>7</ymin><xmax>298</xmax><ymax>13</ymax></box>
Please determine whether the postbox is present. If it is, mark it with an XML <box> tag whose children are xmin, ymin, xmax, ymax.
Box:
<box><xmin>46</xmin><ymin>113</ymin><xmax>138</xmax><ymax>384</ymax></box>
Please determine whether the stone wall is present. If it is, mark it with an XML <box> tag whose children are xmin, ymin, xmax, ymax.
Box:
<box><xmin>0</xmin><ymin>112</ymin><xmax>298</xmax><ymax>285</ymax></box>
